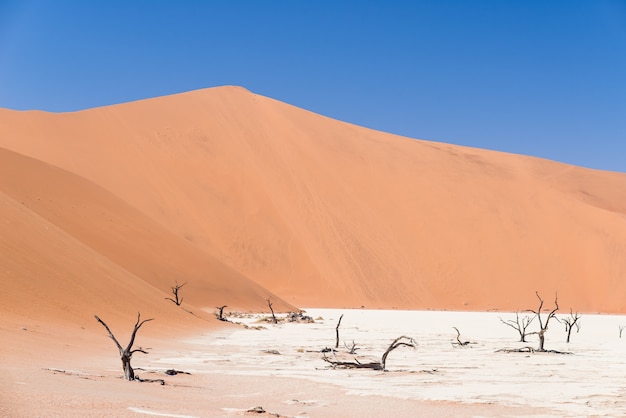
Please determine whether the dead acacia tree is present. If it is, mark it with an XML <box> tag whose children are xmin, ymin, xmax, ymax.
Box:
<box><xmin>266</xmin><ymin>298</ymin><xmax>278</xmax><ymax>324</ymax></box>
<box><xmin>335</xmin><ymin>314</ymin><xmax>344</xmax><ymax>349</ymax></box>
<box><xmin>529</xmin><ymin>291</ymin><xmax>559</xmax><ymax>352</ymax></box>
<box><xmin>323</xmin><ymin>336</ymin><xmax>415</xmax><ymax>371</ymax></box>
<box><xmin>164</xmin><ymin>281</ymin><xmax>186</xmax><ymax>306</ymax></box>
<box><xmin>216</xmin><ymin>305</ymin><xmax>228</xmax><ymax>321</ymax></box>
<box><xmin>620</xmin><ymin>325</ymin><xmax>625</xmax><ymax>338</ymax></box>
<box><xmin>499</xmin><ymin>311</ymin><xmax>535</xmax><ymax>342</ymax></box>
<box><xmin>562</xmin><ymin>309</ymin><xmax>581</xmax><ymax>343</ymax></box>
<box><xmin>94</xmin><ymin>313</ymin><xmax>154</xmax><ymax>381</ymax></box>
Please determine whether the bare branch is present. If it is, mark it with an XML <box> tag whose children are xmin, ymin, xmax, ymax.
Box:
<box><xmin>344</xmin><ymin>340</ymin><xmax>359</xmax><ymax>354</ymax></box>
<box><xmin>452</xmin><ymin>327</ymin><xmax>471</xmax><ymax>346</ymax></box>
<box><xmin>499</xmin><ymin>311</ymin><xmax>535</xmax><ymax>342</ymax></box>
<box><xmin>94</xmin><ymin>315</ymin><xmax>123</xmax><ymax>354</ymax></box>
<box><xmin>381</xmin><ymin>336</ymin><xmax>415</xmax><ymax>370</ymax></box>
<box><xmin>125</xmin><ymin>312</ymin><xmax>154</xmax><ymax>353</ymax></box>
<box><xmin>335</xmin><ymin>314</ymin><xmax>344</xmax><ymax>349</ymax></box>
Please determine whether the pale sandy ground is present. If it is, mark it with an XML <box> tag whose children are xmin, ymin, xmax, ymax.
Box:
<box><xmin>8</xmin><ymin>308</ymin><xmax>626</xmax><ymax>417</ymax></box>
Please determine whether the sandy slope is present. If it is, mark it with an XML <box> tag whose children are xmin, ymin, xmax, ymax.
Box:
<box><xmin>1</xmin><ymin>85</ymin><xmax>626</xmax><ymax>317</ymax></box>
<box><xmin>0</xmin><ymin>146</ymin><xmax>293</xmax><ymax>334</ymax></box>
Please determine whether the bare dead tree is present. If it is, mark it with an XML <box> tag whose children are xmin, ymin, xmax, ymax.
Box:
<box><xmin>216</xmin><ymin>305</ymin><xmax>228</xmax><ymax>321</ymax></box>
<box><xmin>452</xmin><ymin>327</ymin><xmax>470</xmax><ymax>346</ymax></box>
<box><xmin>562</xmin><ymin>309</ymin><xmax>581</xmax><ymax>343</ymax></box>
<box><xmin>529</xmin><ymin>291</ymin><xmax>559</xmax><ymax>352</ymax></box>
<box><xmin>620</xmin><ymin>325</ymin><xmax>625</xmax><ymax>338</ymax></box>
<box><xmin>323</xmin><ymin>336</ymin><xmax>415</xmax><ymax>371</ymax></box>
<box><xmin>266</xmin><ymin>298</ymin><xmax>277</xmax><ymax>324</ymax></box>
<box><xmin>94</xmin><ymin>313</ymin><xmax>154</xmax><ymax>381</ymax></box>
<box><xmin>164</xmin><ymin>281</ymin><xmax>186</xmax><ymax>306</ymax></box>
<box><xmin>335</xmin><ymin>314</ymin><xmax>344</xmax><ymax>349</ymax></box>
<box><xmin>499</xmin><ymin>311</ymin><xmax>535</xmax><ymax>342</ymax></box>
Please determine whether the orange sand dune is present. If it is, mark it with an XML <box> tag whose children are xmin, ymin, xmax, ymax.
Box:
<box><xmin>1</xmin><ymin>85</ymin><xmax>626</xmax><ymax>315</ymax></box>
<box><xmin>0</xmin><ymin>146</ymin><xmax>293</xmax><ymax>332</ymax></box>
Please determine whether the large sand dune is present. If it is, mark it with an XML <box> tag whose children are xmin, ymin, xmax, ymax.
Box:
<box><xmin>1</xmin><ymin>85</ymin><xmax>626</xmax><ymax>318</ymax></box>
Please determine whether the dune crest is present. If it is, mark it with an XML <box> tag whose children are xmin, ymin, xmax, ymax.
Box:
<box><xmin>1</xmin><ymin>85</ymin><xmax>626</xmax><ymax>318</ymax></box>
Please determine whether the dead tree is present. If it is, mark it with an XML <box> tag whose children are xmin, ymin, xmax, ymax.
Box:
<box><xmin>94</xmin><ymin>313</ymin><xmax>154</xmax><ymax>381</ymax></box>
<box><xmin>562</xmin><ymin>309</ymin><xmax>581</xmax><ymax>343</ymax></box>
<box><xmin>335</xmin><ymin>314</ymin><xmax>344</xmax><ymax>349</ymax></box>
<box><xmin>620</xmin><ymin>325</ymin><xmax>625</xmax><ymax>338</ymax></box>
<box><xmin>323</xmin><ymin>336</ymin><xmax>415</xmax><ymax>371</ymax></box>
<box><xmin>266</xmin><ymin>298</ymin><xmax>277</xmax><ymax>324</ymax></box>
<box><xmin>164</xmin><ymin>281</ymin><xmax>186</xmax><ymax>306</ymax></box>
<box><xmin>499</xmin><ymin>311</ymin><xmax>535</xmax><ymax>342</ymax></box>
<box><xmin>452</xmin><ymin>327</ymin><xmax>470</xmax><ymax>346</ymax></box>
<box><xmin>216</xmin><ymin>305</ymin><xmax>228</xmax><ymax>321</ymax></box>
<box><xmin>529</xmin><ymin>291</ymin><xmax>559</xmax><ymax>352</ymax></box>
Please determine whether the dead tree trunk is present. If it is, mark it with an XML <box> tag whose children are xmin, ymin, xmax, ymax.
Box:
<box><xmin>266</xmin><ymin>298</ymin><xmax>277</xmax><ymax>324</ymax></box>
<box><xmin>94</xmin><ymin>313</ymin><xmax>154</xmax><ymax>381</ymax></box>
<box><xmin>165</xmin><ymin>281</ymin><xmax>186</xmax><ymax>306</ymax></box>
<box><xmin>499</xmin><ymin>311</ymin><xmax>535</xmax><ymax>342</ymax></box>
<box><xmin>335</xmin><ymin>314</ymin><xmax>344</xmax><ymax>349</ymax></box>
<box><xmin>529</xmin><ymin>291</ymin><xmax>559</xmax><ymax>352</ymax></box>
<box><xmin>620</xmin><ymin>325</ymin><xmax>625</xmax><ymax>338</ymax></box>
<box><xmin>216</xmin><ymin>305</ymin><xmax>228</xmax><ymax>321</ymax></box>
<box><xmin>563</xmin><ymin>309</ymin><xmax>581</xmax><ymax>343</ymax></box>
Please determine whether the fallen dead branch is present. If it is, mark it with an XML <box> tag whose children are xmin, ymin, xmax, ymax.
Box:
<box><xmin>496</xmin><ymin>347</ymin><xmax>572</xmax><ymax>355</ymax></box>
<box><xmin>323</xmin><ymin>335</ymin><xmax>415</xmax><ymax>371</ymax></box>
<box><xmin>452</xmin><ymin>327</ymin><xmax>472</xmax><ymax>346</ymax></box>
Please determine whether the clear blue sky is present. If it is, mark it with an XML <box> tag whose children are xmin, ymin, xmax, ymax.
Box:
<box><xmin>1</xmin><ymin>1</ymin><xmax>625</xmax><ymax>172</ymax></box>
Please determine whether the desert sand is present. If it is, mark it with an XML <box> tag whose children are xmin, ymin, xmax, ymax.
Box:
<box><xmin>1</xmin><ymin>85</ymin><xmax>626</xmax><ymax>416</ymax></box>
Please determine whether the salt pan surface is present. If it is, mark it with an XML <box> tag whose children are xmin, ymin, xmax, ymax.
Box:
<box><xmin>158</xmin><ymin>309</ymin><xmax>626</xmax><ymax>417</ymax></box>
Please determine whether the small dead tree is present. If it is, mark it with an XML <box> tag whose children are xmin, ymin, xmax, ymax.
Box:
<box><xmin>216</xmin><ymin>305</ymin><xmax>228</xmax><ymax>321</ymax></box>
<box><xmin>266</xmin><ymin>298</ymin><xmax>277</xmax><ymax>324</ymax></box>
<box><xmin>335</xmin><ymin>314</ymin><xmax>344</xmax><ymax>349</ymax></box>
<box><xmin>94</xmin><ymin>313</ymin><xmax>154</xmax><ymax>381</ymax></box>
<box><xmin>620</xmin><ymin>325</ymin><xmax>625</xmax><ymax>338</ymax></box>
<box><xmin>164</xmin><ymin>281</ymin><xmax>186</xmax><ymax>306</ymax></box>
<box><xmin>499</xmin><ymin>311</ymin><xmax>535</xmax><ymax>342</ymax></box>
<box><xmin>344</xmin><ymin>340</ymin><xmax>359</xmax><ymax>354</ymax></box>
<box><xmin>562</xmin><ymin>309</ymin><xmax>581</xmax><ymax>343</ymax></box>
<box><xmin>529</xmin><ymin>291</ymin><xmax>559</xmax><ymax>352</ymax></box>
